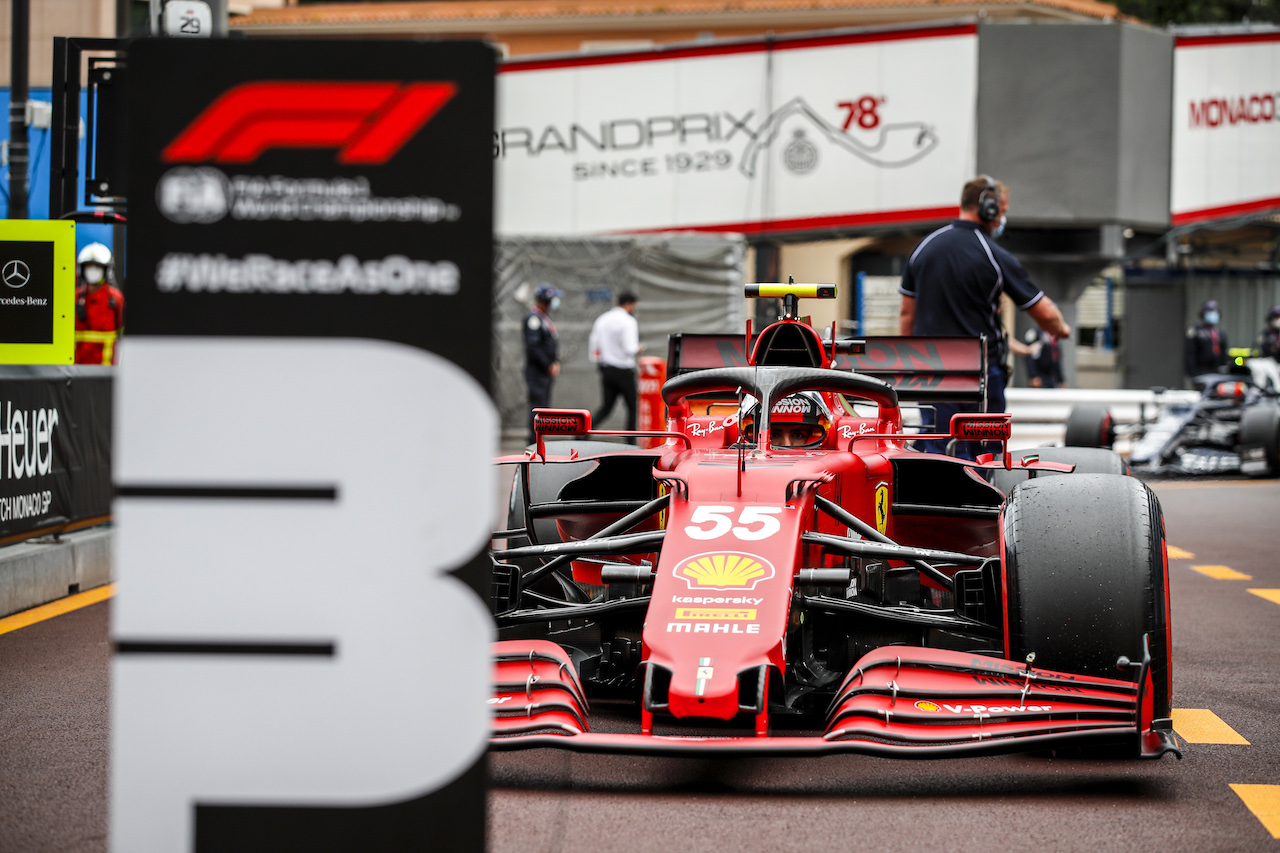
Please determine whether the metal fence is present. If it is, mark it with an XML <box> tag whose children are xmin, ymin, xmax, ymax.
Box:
<box><xmin>494</xmin><ymin>234</ymin><xmax>746</xmax><ymax>434</ymax></box>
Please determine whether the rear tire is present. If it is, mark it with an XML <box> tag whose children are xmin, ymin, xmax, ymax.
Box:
<box><xmin>1004</xmin><ymin>474</ymin><xmax>1171</xmax><ymax>719</ymax></box>
<box><xmin>991</xmin><ymin>446</ymin><xmax>1128</xmax><ymax>495</ymax></box>
<box><xmin>1064</xmin><ymin>405</ymin><xmax>1114</xmax><ymax>448</ymax></box>
<box><xmin>1239</xmin><ymin>404</ymin><xmax>1280</xmax><ymax>477</ymax></box>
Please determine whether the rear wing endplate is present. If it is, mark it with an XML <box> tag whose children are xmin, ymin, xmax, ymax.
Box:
<box><xmin>667</xmin><ymin>334</ymin><xmax>988</xmax><ymax>404</ymax></box>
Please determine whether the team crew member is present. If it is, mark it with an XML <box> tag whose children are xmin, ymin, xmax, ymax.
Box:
<box><xmin>588</xmin><ymin>291</ymin><xmax>641</xmax><ymax>440</ymax></box>
<box><xmin>1258</xmin><ymin>305</ymin><xmax>1280</xmax><ymax>361</ymax></box>
<box><xmin>1254</xmin><ymin>305</ymin><xmax>1280</xmax><ymax>391</ymax></box>
<box><xmin>1024</xmin><ymin>327</ymin><xmax>1064</xmax><ymax>389</ymax></box>
<box><xmin>1184</xmin><ymin>299</ymin><xmax>1228</xmax><ymax>379</ymax></box>
<box><xmin>898</xmin><ymin>176</ymin><xmax>1070</xmax><ymax>458</ymax></box>
<box><xmin>74</xmin><ymin>243</ymin><xmax>125</xmax><ymax>365</ymax></box>
<box><xmin>524</xmin><ymin>284</ymin><xmax>561</xmax><ymax>443</ymax></box>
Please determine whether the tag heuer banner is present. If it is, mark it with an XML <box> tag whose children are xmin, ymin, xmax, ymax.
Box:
<box><xmin>0</xmin><ymin>366</ymin><xmax>112</xmax><ymax>542</ymax></box>
<box><xmin>496</xmin><ymin>24</ymin><xmax>977</xmax><ymax>236</ymax></box>
<box><xmin>116</xmin><ymin>40</ymin><xmax>496</xmax><ymax>853</ymax></box>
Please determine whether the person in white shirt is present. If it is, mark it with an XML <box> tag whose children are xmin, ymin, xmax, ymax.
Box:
<box><xmin>588</xmin><ymin>291</ymin><xmax>641</xmax><ymax>441</ymax></box>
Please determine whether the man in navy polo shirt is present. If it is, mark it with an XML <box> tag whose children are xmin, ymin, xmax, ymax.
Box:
<box><xmin>898</xmin><ymin>175</ymin><xmax>1071</xmax><ymax>459</ymax></box>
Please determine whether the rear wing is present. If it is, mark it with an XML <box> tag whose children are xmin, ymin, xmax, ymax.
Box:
<box><xmin>667</xmin><ymin>334</ymin><xmax>988</xmax><ymax>404</ymax></box>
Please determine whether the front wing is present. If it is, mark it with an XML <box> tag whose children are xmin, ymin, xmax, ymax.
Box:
<box><xmin>490</xmin><ymin>642</ymin><xmax>1180</xmax><ymax>760</ymax></box>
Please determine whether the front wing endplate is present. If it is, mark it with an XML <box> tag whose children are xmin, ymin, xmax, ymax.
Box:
<box><xmin>489</xmin><ymin>643</ymin><xmax>1181</xmax><ymax>760</ymax></box>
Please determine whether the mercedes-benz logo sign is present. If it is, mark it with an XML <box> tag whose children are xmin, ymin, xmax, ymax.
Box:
<box><xmin>3</xmin><ymin>260</ymin><xmax>31</xmax><ymax>289</ymax></box>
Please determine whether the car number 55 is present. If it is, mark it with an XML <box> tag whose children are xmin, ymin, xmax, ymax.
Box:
<box><xmin>684</xmin><ymin>505</ymin><xmax>783</xmax><ymax>541</ymax></box>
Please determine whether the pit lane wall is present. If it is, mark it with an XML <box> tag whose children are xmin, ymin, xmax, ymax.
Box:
<box><xmin>0</xmin><ymin>366</ymin><xmax>112</xmax><ymax>543</ymax></box>
<box><xmin>0</xmin><ymin>366</ymin><xmax>114</xmax><ymax>617</ymax></box>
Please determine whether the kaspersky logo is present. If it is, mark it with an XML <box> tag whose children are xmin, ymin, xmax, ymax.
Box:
<box><xmin>162</xmin><ymin>81</ymin><xmax>457</xmax><ymax>165</ymax></box>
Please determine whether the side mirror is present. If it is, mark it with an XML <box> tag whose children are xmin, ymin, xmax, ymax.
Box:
<box><xmin>950</xmin><ymin>413</ymin><xmax>1011</xmax><ymax>443</ymax></box>
<box><xmin>533</xmin><ymin>408</ymin><xmax>592</xmax><ymax>437</ymax></box>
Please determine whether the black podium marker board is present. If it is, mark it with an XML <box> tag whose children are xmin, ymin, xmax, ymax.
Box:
<box><xmin>114</xmin><ymin>39</ymin><xmax>496</xmax><ymax>853</ymax></box>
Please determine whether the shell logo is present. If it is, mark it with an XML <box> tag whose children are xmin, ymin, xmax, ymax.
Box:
<box><xmin>676</xmin><ymin>552</ymin><xmax>777</xmax><ymax>591</ymax></box>
<box><xmin>914</xmin><ymin>700</ymin><xmax>941</xmax><ymax>713</ymax></box>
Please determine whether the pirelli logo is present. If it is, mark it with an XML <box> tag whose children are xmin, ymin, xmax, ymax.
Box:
<box><xmin>674</xmin><ymin>608</ymin><xmax>756</xmax><ymax>620</ymax></box>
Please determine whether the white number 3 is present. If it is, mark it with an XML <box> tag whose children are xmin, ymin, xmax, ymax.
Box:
<box><xmin>684</xmin><ymin>505</ymin><xmax>783</xmax><ymax>541</ymax></box>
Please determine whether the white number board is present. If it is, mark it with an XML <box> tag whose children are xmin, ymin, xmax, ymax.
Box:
<box><xmin>112</xmin><ymin>339</ymin><xmax>496</xmax><ymax>851</ymax></box>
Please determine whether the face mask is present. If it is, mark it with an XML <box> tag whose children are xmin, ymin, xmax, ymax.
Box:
<box><xmin>1204</xmin><ymin>311</ymin><xmax>1219</xmax><ymax>325</ymax></box>
<box><xmin>991</xmin><ymin>214</ymin><xmax>1007</xmax><ymax>239</ymax></box>
<box><xmin>550</xmin><ymin>296</ymin><xmax>561</xmax><ymax>311</ymax></box>
<box><xmin>82</xmin><ymin>265</ymin><xmax>104</xmax><ymax>285</ymax></box>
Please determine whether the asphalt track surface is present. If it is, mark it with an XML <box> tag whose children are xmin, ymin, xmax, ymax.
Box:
<box><xmin>3</xmin><ymin>477</ymin><xmax>1279</xmax><ymax>851</ymax></box>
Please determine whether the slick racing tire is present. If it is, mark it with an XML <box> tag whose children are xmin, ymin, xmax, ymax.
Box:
<box><xmin>1064</xmin><ymin>405</ymin><xmax>1115</xmax><ymax>448</ymax></box>
<box><xmin>1238</xmin><ymin>403</ymin><xmax>1280</xmax><ymax>477</ymax></box>
<box><xmin>990</xmin><ymin>446</ymin><xmax>1128</xmax><ymax>495</ymax></box>
<box><xmin>1004</xmin><ymin>474</ymin><xmax>1171</xmax><ymax>720</ymax></box>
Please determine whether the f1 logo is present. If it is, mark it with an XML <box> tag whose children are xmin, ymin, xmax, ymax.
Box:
<box><xmin>162</xmin><ymin>81</ymin><xmax>457</xmax><ymax>165</ymax></box>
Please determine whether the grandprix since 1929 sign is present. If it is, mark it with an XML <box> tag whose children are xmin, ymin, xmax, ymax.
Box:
<box><xmin>116</xmin><ymin>40</ymin><xmax>496</xmax><ymax>853</ymax></box>
<box><xmin>495</xmin><ymin>24</ymin><xmax>977</xmax><ymax>236</ymax></box>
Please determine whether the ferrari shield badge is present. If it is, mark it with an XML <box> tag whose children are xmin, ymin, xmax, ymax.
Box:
<box><xmin>875</xmin><ymin>482</ymin><xmax>889</xmax><ymax>534</ymax></box>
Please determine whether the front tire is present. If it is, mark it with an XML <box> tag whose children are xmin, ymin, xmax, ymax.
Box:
<box><xmin>1003</xmin><ymin>474</ymin><xmax>1171</xmax><ymax>719</ymax></box>
<box><xmin>1064</xmin><ymin>405</ymin><xmax>1114</xmax><ymax>448</ymax></box>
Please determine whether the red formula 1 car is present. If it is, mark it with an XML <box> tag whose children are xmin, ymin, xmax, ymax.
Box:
<box><xmin>488</xmin><ymin>283</ymin><xmax>1178</xmax><ymax>760</ymax></box>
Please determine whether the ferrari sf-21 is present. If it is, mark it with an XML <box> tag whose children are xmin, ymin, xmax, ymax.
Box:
<box><xmin>488</xmin><ymin>282</ymin><xmax>1178</xmax><ymax>760</ymax></box>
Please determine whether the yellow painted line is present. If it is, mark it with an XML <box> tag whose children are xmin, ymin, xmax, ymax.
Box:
<box><xmin>1231</xmin><ymin>785</ymin><xmax>1280</xmax><ymax>838</ymax></box>
<box><xmin>0</xmin><ymin>583</ymin><xmax>115</xmax><ymax>637</ymax></box>
<box><xmin>1248</xmin><ymin>589</ymin><xmax>1280</xmax><ymax>606</ymax></box>
<box><xmin>1167</xmin><ymin>546</ymin><xmax>1195</xmax><ymax>559</ymax></box>
<box><xmin>1190</xmin><ymin>565</ymin><xmax>1253</xmax><ymax>581</ymax></box>
<box><xmin>1171</xmin><ymin>709</ymin><xmax>1249</xmax><ymax>744</ymax></box>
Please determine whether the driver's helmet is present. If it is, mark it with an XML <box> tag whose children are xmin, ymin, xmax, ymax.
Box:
<box><xmin>741</xmin><ymin>392</ymin><xmax>832</xmax><ymax>448</ymax></box>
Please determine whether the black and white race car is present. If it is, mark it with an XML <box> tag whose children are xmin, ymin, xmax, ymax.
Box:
<box><xmin>1065</xmin><ymin>356</ymin><xmax>1280</xmax><ymax>476</ymax></box>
